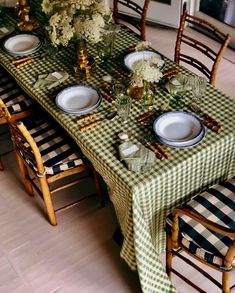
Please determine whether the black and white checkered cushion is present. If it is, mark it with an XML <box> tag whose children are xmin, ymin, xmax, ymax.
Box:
<box><xmin>166</xmin><ymin>177</ymin><xmax>235</xmax><ymax>269</ymax></box>
<box><xmin>19</xmin><ymin>117</ymin><xmax>85</xmax><ymax>176</ymax></box>
<box><xmin>0</xmin><ymin>67</ymin><xmax>32</xmax><ymax>114</ymax></box>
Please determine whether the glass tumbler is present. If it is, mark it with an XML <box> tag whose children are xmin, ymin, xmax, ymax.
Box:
<box><xmin>115</xmin><ymin>83</ymin><xmax>131</xmax><ymax>123</ymax></box>
<box><xmin>189</xmin><ymin>76</ymin><xmax>207</xmax><ymax>104</ymax></box>
<box><xmin>97</xmin><ymin>24</ymin><xmax>118</xmax><ymax>61</ymax></box>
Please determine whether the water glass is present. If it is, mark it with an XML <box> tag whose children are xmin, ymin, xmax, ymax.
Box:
<box><xmin>97</xmin><ymin>24</ymin><xmax>118</xmax><ymax>61</ymax></box>
<box><xmin>188</xmin><ymin>76</ymin><xmax>207</xmax><ymax>104</ymax></box>
<box><xmin>166</xmin><ymin>75</ymin><xmax>186</xmax><ymax>110</ymax></box>
<box><xmin>115</xmin><ymin>83</ymin><xmax>131</xmax><ymax>123</ymax></box>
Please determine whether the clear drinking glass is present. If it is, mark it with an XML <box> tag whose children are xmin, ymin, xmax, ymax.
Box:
<box><xmin>188</xmin><ymin>76</ymin><xmax>207</xmax><ymax>104</ymax></box>
<box><xmin>166</xmin><ymin>75</ymin><xmax>186</xmax><ymax>110</ymax></box>
<box><xmin>115</xmin><ymin>83</ymin><xmax>131</xmax><ymax>123</ymax></box>
<box><xmin>97</xmin><ymin>24</ymin><xmax>119</xmax><ymax>61</ymax></box>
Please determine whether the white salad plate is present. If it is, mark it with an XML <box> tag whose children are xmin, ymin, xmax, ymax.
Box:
<box><xmin>124</xmin><ymin>50</ymin><xmax>164</xmax><ymax>71</ymax></box>
<box><xmin>56</xmin><ymin>85</ymin><xmax>102</xmax><ymax>115</ymax></box>
<box><xmin>3</xmin><ymin>34</ymin><xmax>41</xmax><ymax>56</ymax></box>
<box><xmin>153</xmin><ymin>111</ymin><xmax>205</xmax><ymax>148</ymax></box>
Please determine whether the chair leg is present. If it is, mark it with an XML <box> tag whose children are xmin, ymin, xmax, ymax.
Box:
<box><xmin>0</xmin><ymin>155</ymin><xmax>3</xmax><ymax>171</ymax></box>
<box><xmin>38</xmin><ymin>176</ymin><xmax>57</xmax><ymax>226</ymax></box>
<box><xmin>166</xmin><ymin>233</ymin><xmax>173</xmax><ymax>278</ymax></box>
<box><xmin>92</xmin><ymin>168</ymin><xmax>104</xmax><ymax>207</ymax></box>
<box><xmin>16</xmin><ymin>151</ymin><xmax>34</xmax><ymax>196</ymax></box>
<box><xmin>222</xmin><ymin>271</ymin><xmax>230</xmax><ymax>293</ymax></box>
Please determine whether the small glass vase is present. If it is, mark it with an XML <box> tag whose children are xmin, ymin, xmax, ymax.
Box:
<box><xmin>141</xmin><ymin>81</ymin><xmax>155</xmax><ymax>109</ymax></box>
<box><xmin>127</xmin><ymin>83</ymin><xmax>144</xmax><ymax>101</ymax></box>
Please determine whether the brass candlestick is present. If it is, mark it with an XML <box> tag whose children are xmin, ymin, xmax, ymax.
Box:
<box><xmin>15</xmin><ymin>0</ymin><xmax>38</xmax><ymax>31</ymax></box>
<box><xmin>73</xmin><ymin>39</ymin><xmax>95</xmax><ymax>80</ymax></box>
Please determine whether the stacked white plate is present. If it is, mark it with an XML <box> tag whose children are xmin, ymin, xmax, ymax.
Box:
<box><xmin>153</xmin><ymin>111</ymin><xmax>205</xmax><ymax>148</ymax></box>
<box><xmin>124</xmin><ymin>50</ymin><xmax>165</xmax><ymax>71</ymax></box>
<box><xmin>56</xmin><ymin>85</ymin><xmax>102</xmax><ymax>115</ymax></box>
<box><xmin>3</xmin><ymin>34</ymin><xmax>42</xmax><ymax>56</ymax></box>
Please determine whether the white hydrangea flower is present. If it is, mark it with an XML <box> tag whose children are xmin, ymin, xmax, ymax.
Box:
<box><xmin>131</xmin><ymin>60</ymin><xmax>163</xmax><ymax>87</ymax></box>
<box><xmin>41</xmin><ymin>0</ymin><xmax>112</xmax><ymax>46</ymax></box>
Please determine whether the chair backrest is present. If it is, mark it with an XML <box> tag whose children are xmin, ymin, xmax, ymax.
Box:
<box><xmin>175</xmin><ymin>5</ymin><xmax>231</xmax><ymax>86</ymax></box>
<box><xmin>113</xmin><ymin>0</ymin><xmax>150</xmax><ymax>41</ymax></box>
<box><xmin>0</xmin><ymin>98</ymin><xmax>45</xmax><ymax>175</ymax></box>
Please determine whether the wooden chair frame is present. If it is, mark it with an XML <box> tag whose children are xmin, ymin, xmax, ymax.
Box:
<box><xmin>113</xmin><ymin>0</ymin><xmax>150</xmax><ymax>41</ymax></box>
<box><xmin>0</xmin><ymin>99</ymin><xmax>104</xmax><ymax>226</ymax></box>
<box><xmin>0</xmin><ymin>89</ymin><xmax>33</xmax><ymax>171</ymax></box>
<box><xmin>175</xmin><ymin>5</ymin><xmax>231</xmax><ymax>86</ymax></box>
<box><xmin>166</xmin><ymin>207</ymin><xmax>235</xmax><ymax>293</ymax></box>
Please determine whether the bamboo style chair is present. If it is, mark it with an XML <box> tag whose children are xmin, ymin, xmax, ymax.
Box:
<box><xmin>0</xmin><ymin>67</ymin><xmax>33</xmax><ymax>171</ymax></box>
<box><xmin>113</xmin><ymin>0</ymin><xmax>150</xmax><ymax>41</ymax></box>
<box><xmin>166</xmin><ymin>177</ymin><xmax>235</xmax><ymax>293</ymax></box>
<box><xmin>0</xmin><ymin>99</ymin><xmax>104</xmax><ymax>226</ymax></box>
<box><xmin>174</xmin><ymin>5</ymin><xmax>231</xmax><ymax>86</ymax></box>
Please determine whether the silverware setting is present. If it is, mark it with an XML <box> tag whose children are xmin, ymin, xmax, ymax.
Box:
<box><xmin>189</xmin><ymin>103</ymin><xmax>224</xmax><ymax>134</ymax></box>
<box><xmin>139</xmin><ymin>138</ymin><xmax>172</xmax><ymax>161</ymax></box>
<box><xmin>78</xmin><ymin>110</ymin><xmax>117</xmax><ymax>132</ymax></box>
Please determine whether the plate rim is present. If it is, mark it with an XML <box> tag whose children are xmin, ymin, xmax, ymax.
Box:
<box><xmin>58</xmin><ymin>96</ymin><xmax>102</xmax><ymax>115</ymax></box>
<box><xmin>153</xmin><ymin>111</ymin><xmax>203</xmax><ymax>143</ymax></box>
<box><xmin>157</xmin><ymin>125</ymin><xmax>206</xmax><ymax>148</ymax></box>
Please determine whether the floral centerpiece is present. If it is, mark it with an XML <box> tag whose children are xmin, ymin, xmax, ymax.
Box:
<box><xmin>41</xmin><ymin>0</ymin><xmax>113</xmax><ymax>46</ymax></box>
<box><xmin>128</xmin><ymin>57</ymin><xmax>164</xmax><ymax>106</ymax></box>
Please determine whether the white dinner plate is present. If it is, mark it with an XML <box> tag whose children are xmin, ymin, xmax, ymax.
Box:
<box><xmin>153</xmin><ymin>111</ymin><xmax>204</xmax><ymax>144</ymax></box>
<box><xmin>3</xmin><ymin>34</ymin><xmax>41</xmax><ymax>56</ymax></box>
<box><xmin>124</xmin><ymin>50</ymin><xmax>164</xmax><ymax>72</ymax></box>
<box><xmin>56</xmin><ymin>85</ymin><xmax>102</xmax><ymax>114</ymax></box>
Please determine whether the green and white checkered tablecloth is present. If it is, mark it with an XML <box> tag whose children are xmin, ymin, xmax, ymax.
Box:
<box><xmin>1</xmin><ymin>14</ymin><xmax>235</xmax><ymax>293</ymax></box>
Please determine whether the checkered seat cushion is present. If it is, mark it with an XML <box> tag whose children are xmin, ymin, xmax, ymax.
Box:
<box><xmin>166</xmin><ymin>177</ymin><xmax>235</xmax><ymax>269</ymax></box>
<box><xmin>0</xmin><ymin>67</ymin><xmax>32</xmax><ymax>114</ymax></box>
<box><xmin>18</xmin><ymin>117</ymin><xmax>85</xmax><ymax>176</ymax></box>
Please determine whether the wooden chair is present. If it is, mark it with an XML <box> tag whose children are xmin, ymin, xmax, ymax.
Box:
<box><xmin>166</xmin><ymin>177</ymin><xmax>235</xmax><ymax>293</ymax></box>
<box><xmin>175</xmin><ymin>5</ymin><xmax>231</xmax><ymax>86</ymax></box>
<box><xmin>0</xmin><ymin>67</ymin><xmax>33</xmax><ymax>170</ymax></box>
<box><xmin>113</xmin><ymin>0</ymin><xmax>150</xmax><ymax>41</ymax></box>
<box><xmin>0</xmin><ymin>99</ymin><xmax>104</xmax><ymax>226</ymax></box>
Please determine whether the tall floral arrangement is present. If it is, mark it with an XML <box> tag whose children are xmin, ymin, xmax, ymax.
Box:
<box><xmin>41</xmin><ymin>0</ymin><xmax>113</xmax><ymax>46</ymax></box>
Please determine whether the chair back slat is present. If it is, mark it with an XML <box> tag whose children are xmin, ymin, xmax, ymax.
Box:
<box><xmin>113</xmin><ymin>0</ymin><xmax>150</xmax><ymax>41</ymax></box>
<box><xmin>179</xmin><ymin>54</ymin><xmax>211</xmax><ymax>80</ymax></box>
<box><xmin>181</xmin><ymin>35</ymin><xmax>217</xmax><ymax>61</ymax></box>
<box><xmin>175</xmin><ymin>5</ymin><xmax>231</xmax><ymax>86</ymax></box>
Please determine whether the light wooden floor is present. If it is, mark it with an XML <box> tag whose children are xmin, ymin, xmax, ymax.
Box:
<box><xmin>0</xmin><ymin>25</ymin><xmax>234</xmax><ymax>293</ymax></box>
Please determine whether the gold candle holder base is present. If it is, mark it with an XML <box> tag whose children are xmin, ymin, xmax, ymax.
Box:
<box><xmin>73</xmin><ymin>56</ymin><xmax>95</xmax><ymax>80</ymax></box>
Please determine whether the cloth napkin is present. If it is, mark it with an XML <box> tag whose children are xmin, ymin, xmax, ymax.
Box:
<box><xmin>118</xmin><ymin>141</ymin><xmax>156</xmax><ymax>172</ymax></box>
<box><xmin>0</xmin><ymin>26</ymin><xmax>15</xmax><ymax>39</ymax></box>
<box><xmin>33</xmin><ymin>71</ymin><xmax>69</xmax><ymax>90</ymax></box>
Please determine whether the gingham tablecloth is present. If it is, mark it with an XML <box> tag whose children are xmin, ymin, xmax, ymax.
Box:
<box><xmin>1</xmin><ymin>14</ymin><xmax>235</xmax><ymax>293</ymax></box>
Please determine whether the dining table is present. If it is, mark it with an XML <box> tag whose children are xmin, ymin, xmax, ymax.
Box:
<box><xmin>1</xmin><ymin>11</ymin><xmax>235</xmax><ymax>293</ymax></box>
